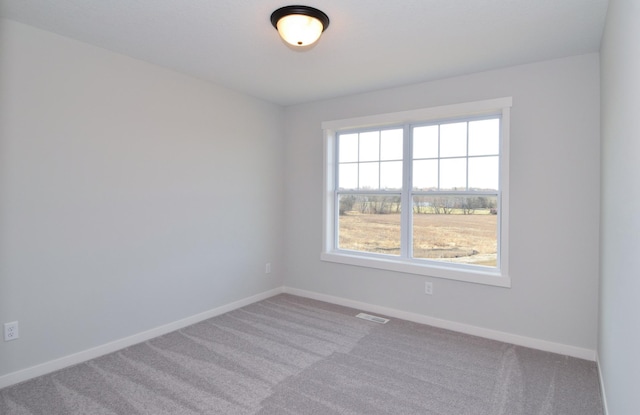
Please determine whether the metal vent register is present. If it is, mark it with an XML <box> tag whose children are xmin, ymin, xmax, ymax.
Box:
<box><xmin>355</xmin><ymin>313</ymin><xmax>389</xmax><ymax>324</ymax></box>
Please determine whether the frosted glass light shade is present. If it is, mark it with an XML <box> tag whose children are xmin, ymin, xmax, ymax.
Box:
<box><xmin>276</xmin><ymin>14</ymin><xmax>324</xmax><ymax>46</ymax></box>
<box><xmin>271</xmin><ymin>6</ymin><xmax>330</xmax><ymax>47</ymax></box>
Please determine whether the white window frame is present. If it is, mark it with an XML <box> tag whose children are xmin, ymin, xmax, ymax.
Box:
<box><xmin>321</xmin><ymin>98</ymin><xmax>512</xmax><ymax>287</ymax></box>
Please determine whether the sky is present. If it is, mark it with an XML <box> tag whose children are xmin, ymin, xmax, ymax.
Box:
<box><xmin>338</xmin><ymin>118</ymin><xmax>500</xmax><ymax>192</ymax></box>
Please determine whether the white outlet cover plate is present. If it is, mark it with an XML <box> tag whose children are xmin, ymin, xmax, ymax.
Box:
<box><xmin>4</xmin><ymin>321</ymin><xmax>19</xmax><ymax>341</ymax></box>
<box><xmin>425</xmin><ymin>282</ymin><xmax>433</xmax><ymax>295</ymax></box>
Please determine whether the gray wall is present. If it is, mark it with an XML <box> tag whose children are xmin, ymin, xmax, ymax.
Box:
<box><xmin>0</xmin><ymin>13</ymin><xmax>611</xmax><ymax>396</ymax></box>
<box><xmin>283</xmin><ymin>54</ymin><xmax>601</xmax><ymax>352</ymax></box>
<box><xmin>0</xmin><ymin>20</ymin><xmax>285</xmax><ymax>377</ymax></box>
<box><xmin>599</xmin><ymin>0</ymin><xmax>640</xmax><ymax>413</ymax></box>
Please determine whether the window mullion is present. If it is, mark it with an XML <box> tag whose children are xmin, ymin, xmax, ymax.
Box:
<box><xmin>465</xmin><ymin>121</ymin><xmax>470</xmax><ymax>191</ymax></box>
<box><xmin>333</xmin><ymin>138</ymin><xmax>340</xmax><ymax>251</ymax></box>
<box><xmin>437</xmin><ymin>124</ymin><xmax>441</xmax><ymax>190</ymax></box>
<box><xmin>400</xmin><ymin>124</ymin><xmax>412</xmax><ymax>259</ymax></box>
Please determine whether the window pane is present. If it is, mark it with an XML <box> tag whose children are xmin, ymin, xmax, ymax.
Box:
<box><xmin>359</xmin><ymin>162</ymin><xmax>379</xmax><ymax>190</ymax></box>
<box><xmin>412</xmin><ymin>195</ymin><xmax>497</xmax><ymax>267</ymax></box>
<box><xmin>359</xmin><ymin>131</ymin><xmax>379</xmax><ymax>162</ymax></box>
<box><xmin>413</xmin><ymin>159</ymin><xmax>438</xmax><ymax>190</ymax></box>
<box><xmin>380</xmin><ymin>161</ymin><xmax>402</xmax><ymax>190</ymax></box>
<box><xmin>469</xmin><ymin>156</ymin><xmax>499</xmax><ymax>191</ymax></box>
<box><xmin>338</xmin><ymin>194</ymin><xmax>401</xmax><ymax>256</ymax></box>
<box><xmin>329</xmin><ymin>102</ymin><xmax>508</xmax><ymax>276</ymax></box>
<box><xmin>469</xmin><ymin>119</ymin><xmax>499</xmax><ymax>156</ymax></box>
<box><xmin>440</xmin><ymin>122</ymin><xmax>467</xmax><ymax>157</ymax></box>
<box><xmin>339</xmin><ymin>133</ymin><xmax>359</xmax><ymax>162</ymax></box>
<box><xmin>380</xmin><ymin>129</ymin><xmax>403</xmax><ymax>161</ymax></box>
<box><xmin>339</xmin><ymin>163</ymin><xmax>358</xmax><ymax>190</ymax></box>
<box><xmin>439</xmin><ymin>158</ymin><xmax>467</xmax><ymax>190</ymax></box>
<box><xmin>413</xmin><ymin>125</ymin><xmax>438</xmax><ymax>159</ymax></box>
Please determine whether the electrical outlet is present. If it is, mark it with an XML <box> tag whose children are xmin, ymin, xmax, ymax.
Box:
<box><xmin>4</xmin><ymin>321</ymin><xmax>19</xmax><ymax>341</ymax></box>
<box><xmin>424</xmin><ymin>282</ymin><xmax>433</xmax><ymax>295</ymax></box>
<box><xmin>265</xmin><ymin>263</ymin><xmax>272</xmax><ymax>274</ymax></box>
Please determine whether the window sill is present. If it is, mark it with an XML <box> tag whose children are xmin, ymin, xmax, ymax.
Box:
<box><xmin>320</xmin><ymin>251</ymin><xmax>511</xmax><ymax>288</ymax></box>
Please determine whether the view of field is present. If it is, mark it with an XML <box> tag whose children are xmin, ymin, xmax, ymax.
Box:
<box><xmin>338</xmin><ymin>211</ymin><xmax>498</xmax><ymax>267</ymax></box>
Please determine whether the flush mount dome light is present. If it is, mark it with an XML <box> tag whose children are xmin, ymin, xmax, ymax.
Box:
<box><xmin>270</xmin><ymin>5</ymin><xmax>330</xmax><ymax>47</ymax></box>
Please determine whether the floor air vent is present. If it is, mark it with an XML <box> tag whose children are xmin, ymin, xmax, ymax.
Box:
<box><xmin>356</xmin><ymin>313</ymin><xmax>389</xmax><ymax>324</ymax></box>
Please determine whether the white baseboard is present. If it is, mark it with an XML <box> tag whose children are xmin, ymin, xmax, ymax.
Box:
<box><xmin>0</xmin><ymin>287</ymin><xmax>284</xmax><ymax>389</ymax></box>
<box><xmin>596</xmin><ymin>353</ymin><xmax>609</xmax><ymax>415</ymax></box>
<box><xmin>0</xmin><ymin>285</ymin><xmax>598</xmax><ymax>390</ymax></box>
<box><xmin>283</xmin><ymin>286</ymin><xmax>597</xmax><ymax>361</ymax></box>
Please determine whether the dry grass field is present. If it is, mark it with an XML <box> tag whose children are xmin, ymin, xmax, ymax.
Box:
<box><xmin>339</xmin><ymin>211</ymin><xmax>497</xmax><ymax>266</ymax></box>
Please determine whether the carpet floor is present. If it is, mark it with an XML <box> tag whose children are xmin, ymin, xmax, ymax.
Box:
<box><xmin>0</xmin><ymin>294</ymin><xmax>603</xmax><ymax>414</ymax></box>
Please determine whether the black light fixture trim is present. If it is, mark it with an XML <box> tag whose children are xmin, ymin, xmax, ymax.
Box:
<box><xmin>270</xmin><ymin>5</ymin><xmax>330</xmax><ymax>32</ymax></box>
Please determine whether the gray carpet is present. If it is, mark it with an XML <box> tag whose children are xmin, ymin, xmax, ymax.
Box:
<box><xmin>0</xmin><ymin>294</ymin><xmax>603</xmax><ymax>414</ymax></box>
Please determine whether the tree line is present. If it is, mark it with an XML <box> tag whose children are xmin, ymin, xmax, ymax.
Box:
<box><xmin>339</xmin><ymin>195</ymin><xmax>496</xmax><ymax>215</ymax></box>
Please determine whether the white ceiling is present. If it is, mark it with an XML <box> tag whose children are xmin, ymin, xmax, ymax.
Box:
<box><xmin>0</xmin><ymin>0</ymin><xmax>608</xmax><ymax>106</ymax></box>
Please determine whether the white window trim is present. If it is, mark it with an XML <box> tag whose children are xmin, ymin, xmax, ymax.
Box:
<box><xmin>321</xmin><ymin>97</ymin><xmax>512</xmax><ymax>288</ymax></box>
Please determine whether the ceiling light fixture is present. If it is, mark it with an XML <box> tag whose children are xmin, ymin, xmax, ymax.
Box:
<box><xmin>270</xmin><ymin>5</ymin><xmax>330</xmax><ymax>47</ymax></box>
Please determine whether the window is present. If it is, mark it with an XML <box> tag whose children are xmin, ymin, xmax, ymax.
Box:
<box><xmin>322</xmin><ymin>98</ymin><xmax>511</xmax><ymax>287</ymax></box>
